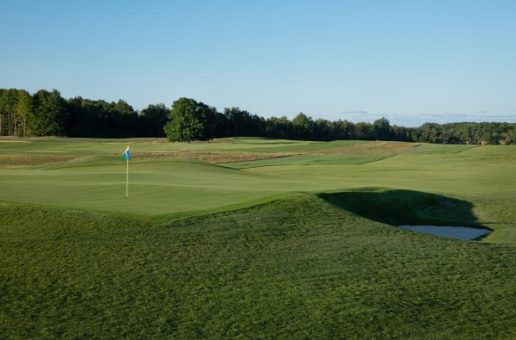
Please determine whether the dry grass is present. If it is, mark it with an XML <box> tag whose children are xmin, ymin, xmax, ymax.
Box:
<box><xmin>134</xmin><ymin>151</ymin><xmax>302</xmax><ymax>163</ymax></box>
<box><xmin>0</xmin><ymin>141</ymin><xmax>416</xmax><ymax>168</ymax></box>
<box><xmin>0</xmin><ymin>140</ymin><xmax>31</xmax><ymax>143</ymax></box>
<box><xmin>132</xmin><ymin>142</ymin><xmax>416</xmax><ymax>164</ymax></box>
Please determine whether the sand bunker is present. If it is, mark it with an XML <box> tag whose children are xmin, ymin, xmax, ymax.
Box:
<box><xmin>400</xmin><ymin>225</ymin><xmax>490</xmax><ymax>240</ymax></box>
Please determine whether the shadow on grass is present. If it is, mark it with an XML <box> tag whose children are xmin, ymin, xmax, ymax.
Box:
<box><xmin>319</xmin><ymin>189</ymin><xmax>489</xmax><ymax>230</ymax></box>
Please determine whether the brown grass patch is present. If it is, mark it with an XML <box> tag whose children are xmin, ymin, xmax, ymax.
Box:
<box><xmin>133</xmin><ymin>142</ymin><xmax>415</xmax><ymax>164</ymax></box>
<box><xmin>135</xmin><ymin>151</ymin><xmax>301</xmax><ymax>163</ymax></box>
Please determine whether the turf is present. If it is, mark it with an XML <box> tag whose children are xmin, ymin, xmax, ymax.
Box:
<box><xmin>0</xmin><ymin>137</ymin><xmax>515</xmax><ymax>338</ymax></box>
<box><xmin>1</xmin><ymin>194</ymin><xmax>515</xmax><ymax>338</ymax></box>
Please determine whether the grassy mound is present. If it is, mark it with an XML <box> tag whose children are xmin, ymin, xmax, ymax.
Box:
<box><xmin>1</xmin><ymin>195</ymin><xmax>515</xmax><ymax>338</ymax></box>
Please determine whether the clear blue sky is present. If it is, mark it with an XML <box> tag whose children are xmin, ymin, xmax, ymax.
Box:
<box><xmin>1</xmin><ymin>0</ymin><xmax>515</xmax><ymax>126</ymax></box>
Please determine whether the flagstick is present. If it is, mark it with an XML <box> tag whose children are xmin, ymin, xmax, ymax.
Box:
<box><xmin>126</xmin><ymin>157</ymin><xmax>129</xmax><ymax>198</ymax></box>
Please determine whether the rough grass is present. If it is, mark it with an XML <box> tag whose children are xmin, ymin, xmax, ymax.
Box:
<box><xmin>224</xmin><ymin>141</ymin><xmax>416</xmax><ymax>168</ymax></box>
<box><xmin>134</xmin><ymin>150</ymin><xmax>300</xmax><ymax>163</ymax></box>
<box><xmin>0</xmin><ymin>195</ymin><xmax>515</xmax><ymax>338</ymax></box>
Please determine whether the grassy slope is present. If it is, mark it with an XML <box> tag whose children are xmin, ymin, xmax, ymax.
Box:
<box><xmin>1</xmin><ymin>138</ymin><xmax>516</xmax><ymax>338</ymax></box>
<box><xmin>1</xmin><ymin>195</ymin><xmax>515</xmax><ymax>339</ymax></box>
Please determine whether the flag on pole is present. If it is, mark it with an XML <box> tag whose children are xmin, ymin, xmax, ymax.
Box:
<box><xmin>121</xmin><ymin>146</ymin><xmax>130</xmax><ymax>198</ymax></box>
<box><xmin>121</xmin><ymin>146</ymin><xmax>131</xmax><ymax>161</ymax></box>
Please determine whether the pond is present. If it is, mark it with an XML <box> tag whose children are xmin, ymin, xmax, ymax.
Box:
<box><xmin>399</xmin><ymin>225</ymin><xmax>491</xmax><ymax>240</ymax></box>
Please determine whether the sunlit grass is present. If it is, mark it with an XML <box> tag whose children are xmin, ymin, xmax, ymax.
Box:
<box><xmin>1</xmin><ymin>194</ymin><xmax>515</xmax><ymax>338</ymax></box>
<box><xmin>0</xmin><ymin>137</ymin><xmax>515</xmax><ymax>337</ymax></box>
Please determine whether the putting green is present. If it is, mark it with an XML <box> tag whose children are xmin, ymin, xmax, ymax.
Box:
<box><xmin>0</xmin><ymin>137</ymin><xmax>515</xmax><ymax>241</ymax></box>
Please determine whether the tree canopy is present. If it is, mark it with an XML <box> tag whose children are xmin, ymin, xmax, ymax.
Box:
<box><xmin>164</xmin><ymin>98</ymin><xmax>219</xmax><ymax>142</ymax></box>
<box><xmin>0</xmin><ymin>88</ymin><xmax>514</xmax><ymax>145</ymax></box>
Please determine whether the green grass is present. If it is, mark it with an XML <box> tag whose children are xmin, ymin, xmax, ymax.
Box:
<box><xmin>223</xmin><ymin>153</ymin><xmax>388</xmax><ymax>169</ymax></box>
<box><xmin>0</xmin><ymin>137</ymin><xmax>515</xmax><ymax>338</ymax></box>
<box><xmin>320</xmin><ymin>189</ymin><xmax>482</xmax><ymax>228</ymax></box>
<box><xmin>1</xmin><ymin>194</ymin><xmax>515</xmax><ymax>338</ymax></box>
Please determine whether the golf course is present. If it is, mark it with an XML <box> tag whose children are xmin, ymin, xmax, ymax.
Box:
<box><xmin>1</xmin><ymin>137</ymin><xmax>515</xmax><ymax>338</ymax></box>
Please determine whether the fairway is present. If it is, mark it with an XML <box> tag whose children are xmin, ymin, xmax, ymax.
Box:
<box><xmin>1</xmin><ymin>137</ymin><xmax>516</xmax><ymax>338</ymax></box>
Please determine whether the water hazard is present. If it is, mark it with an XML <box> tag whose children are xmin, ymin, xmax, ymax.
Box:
<box><xmin>399</xmin><ymin>225</ymin><xmax>491</xmax><ymax>240</ymax></box>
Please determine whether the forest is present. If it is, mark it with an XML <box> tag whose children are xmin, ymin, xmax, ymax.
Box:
<box><xmin>1</xmin><ymin>88</ymin><xmax>515</xmax><ymax>144</ymax></box>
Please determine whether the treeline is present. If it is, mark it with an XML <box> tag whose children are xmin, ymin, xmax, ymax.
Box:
<box><xmin>165</xmin><ymin>97</ymin><xmax>516</xmax><ymax>145</ymax></box>
<box><xmin>0</xmin><ymin>89</ymin><xmax>168</xmax><ymax>137</ymax></box>
<box><xmin>164</xmin><ymin>98</ymin><xmax>406</xmax><ymax>142</ymax></box>
<box><xmin>1</xmin><ymin>88</ymin><xmax>515</xmax><ymax>144</ymax></box>
<box><xmin>412</xmin><ymin>122</ymin><xmax>516</xmax><ymax>145</ymax></box>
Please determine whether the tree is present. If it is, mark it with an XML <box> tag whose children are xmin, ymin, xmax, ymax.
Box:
<box><xmin>418</xmin><ymin>123</ymin><xmax>442</xmax><ymax>143</ymax></box>
<box><xmin>504</xmin><ymin>128</ymin><xmax>516</xmax><ymax>145</ymax></box>
<box><xmin>0</xmin><ymin>89</ymin><xmax>6</xmax><ymax>135</ymax></box>
<box><xmin>31</xmin><ymin>89</ymin><xmax>67</xmax><ymax>136</ymax></box>
<box><xmin>196</xmin><ymin>102</ymin><xmax>220</xmax><ymax>140</ymax></box>
<box><xmin>2</xmin><ymin>87</ymin><xmax>516</xmax><ymax>143</ymax></box>
<box><xmin>16</xmin><ymin>90</ymin><xmax>32</xmax><ymax>136</ymax></box>
<box><xmin>264</xmin><ymin>116</ymin><xmax>293</xmax><ymax>139</ymax></box>
<box><xmin>6</xmin><ymin>89</ymin><xmax>18</xmax><ymax>135</ymax></box>
<box><xmin>0</xmin><ymin>89</ymin><xmax>18</xmax><ymax>136</ymax></box>
<box><xmin>164</xmin><ymin>98</ymin><xmax>205</xmax><ymax>142</ymax></box>
<box><xmin>164</xmin><ymin>98</ymin><xmax>223</xmax><ymax>141</ymax></box>
<box><xmin>140</xmin><ymin>103</ymin><xmax>169</xmax><ymax>137</ymax></box>
<box><xmin>331</xmin><ymin>120</ymin><xmax>355</xmax><ymax>140</ymax></box>
<box><xmin>223</xmin><ymin>107</ymin><xmax>263</xmax><ymax>137</ymax></box>
<box><xmin>354</xmin><ymin>122</ymin><xmax>371</xmax><ymax>140</ymax></box>
<box><xmin>292</xmin><ymin>113</ymin><xmax>314</xmax><ymax>139</ymax></box>
<box><xmin>372</xmin><ymin>117</ymin><xmax>391</xmax><ymax>140</ymax></box>
<box><xmin>114</xmin><ymin>99</ymin><xmax>134</xmax><ymax>116</ymax></box>
<box><xmin>313</xmin><ymin>118</ymin><xmax>333</xmax><ymax>140</ymax></box>
<box><xmin>112</xmin><ymin>99</ymin><xmax>138</xmax><ymax>137</ymax></box>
